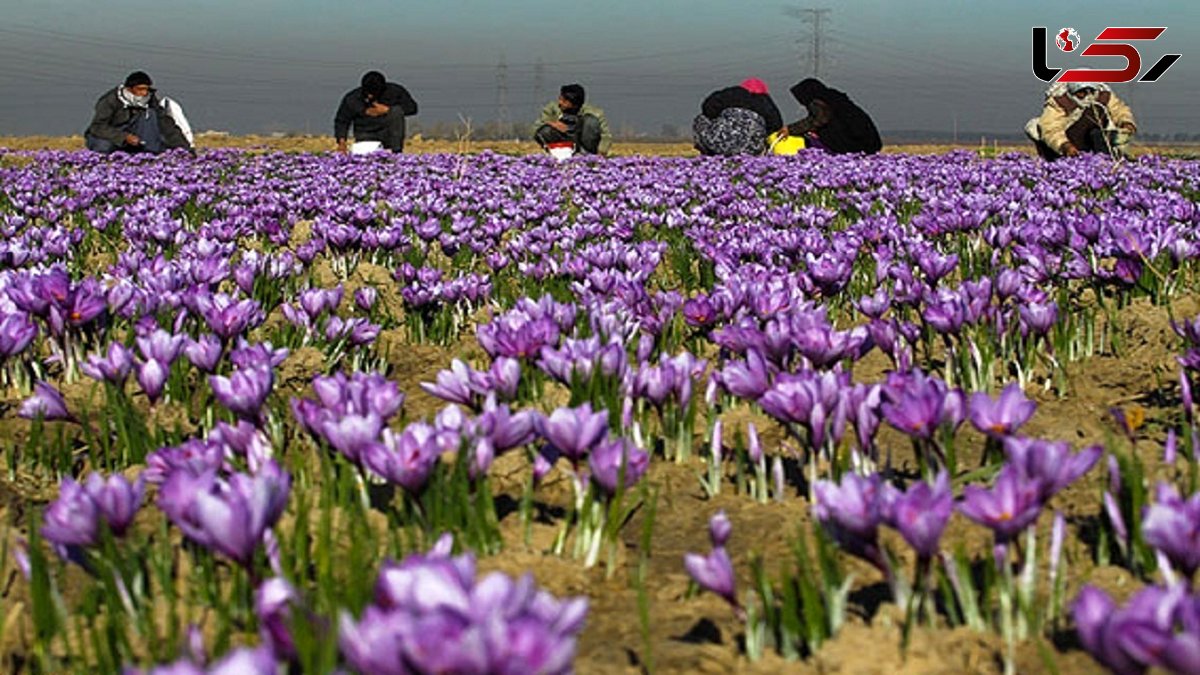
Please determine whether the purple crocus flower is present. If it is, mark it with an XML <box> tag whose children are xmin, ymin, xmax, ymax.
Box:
<box><xmin>588</xmin><ymin>436</ymin><xmax>650</xmax><ymax>495</ymax></box>
<box><xmin>1018</xmin><ymin>300</ymin><xmax>1058</xmax><ymax>337</ymax></box>
<box><xmin>361</xmin><ymin>423</ymin><xmax>442</xmax><ymax>492</ymax></box>
<box><xmin>145</xmin><ymin>438</ymin><xmax>226</xmax><ymax>484</ymax></box>
<box><xmin>474</xmin><ymin>399</ymin><xmax>537</xmax><ymax>452</ymax></box>
<box><xmin>160</xmin><ymin>460</ymin><xmax>291</xmax><ymax>567</ymax></box>
<box><xmin>708</xmin><ymin>510</ymin><xmax>732</xmax><ymax>548</ymax></box>
<box><xmin>211</xmin><ymin>420</ymin><xmax>274</xmax><ymax>473</ymax></box>
<box><xmin>757</xmin><ymin>373</ymin><xmax>816</xmax><ymax>426</ymax></box>
<box><xmin>137</xmin><ymin>329</ymin><xmax>186</xmax><ymax>366</ymax></box>
<box><xmin>256</xmin><ymin>577</ymin><xmax>299</xmax><ymax>661</ymax></box>
<box><xmin>185</xmin><ymin>334</ymin><xmax>224</xmax><ymax>373</ymax></box>
<box><xmin>476</xmin><ymin>313</ymin><xmax>560</xmax><ymax>360</ymax></box>
<box><xmin>856</xmin><ymin>289</ymin><xmax>891</xmax><ymax>319</ymax></box>
<box><xmin>967</xmin><ymin>383</ymin><xmax>1036</xmax><ymax>438</ymax></box>
<box><xmin>1141</xmin><ymin>482</ymin><xmax>1200</xmax><ymax>578</ymax></box>
<box><xmin>632</xmin><ymin>361</ymin><xmax>677</xmax><ymax>409</ymax></box>
<box><xmin>1003</xmin><ymin>437</ymin><xmax>1102</xmax><ymax>500</ymax></box>
<box><xmin>209</xmin><ymin>366</ymin><xmax>274</xmax><ymax>422</ymax></box>
<box><xmin>82</xmin><ymin>472</ymin><xmax>145</xmax><ymax>537</ymax></box>
<box><xmin>195</xmin><ymin>292</ymin><xmax>266</xmax><ymax>342</ymax></box>
<box><xmin>19</xmin><ymin>381</ymin><xmax>75</xmax><ymax>422</ymax></box>
<box><xmin>717</xmin><ymin>349</ymin><xmax>772</xmax><ymax>400</ymax></box>
<box><xmin>41</xmin><ymin>477</ymin><xmax>100</xmax><ymax>549</ymax></box>
<box><xmin>1074</xmin><ymin>584</ymin><xmax>1200</xmax><ymax>675</ymax></box>
<box><xmin>0</xmin><ymin>312</ymin><xmax>37</xmax><ymax>359</ymax></box>
<box><xmin>136</xmin><ymin>358</ymin><xmax>170</xmax><ymax>404</ymax></box>
<box><xmin>342</xmin><ymin>539</ymin><xmax>586</xmax><ymax>675</ymax></box>
<box><xmin>229</xmin><ymin>340</ymin><xmax>289</xmax><ymax>370</ymax></box>
<box><xmin>354</xmin><ymin>287</ymin><xmax>378</xmax><ymax>311</ymax></box>
<box><xmin>881</xmin><ymin>370</ymin><xmax>946</xmax><ymax>440</ymax></box>
<box><xmin>81</xmin><ymin>342</ymin><xmax>135</xmax><ymax>384</ymax></box>
<box><xmin>127</xmin><ymin>646</ymin><xmax>278</xmax><ymax>675</ymax></box>
<box><xmin>1073</xmin><ymin>585</ymin><xmax>1144</xmax><ymax>675</ymax></box>
<box><xmin>533</xmin><ymin>404</ymin><xmax>609</xmax><ymax>464</ymax></box>
<box><xmin>336</xmin><ymin>607</ymin><xmax>409</xmax><ymax>675</ymax></box>
<box><xmin>488</xmin><ymin>356</ymin><xmax>521</xmax><ymax>401</ymax></box>
<box><xmin>882</xmin><ymin>470</ymin><xmax>952</xmax><ymax>559</ymax></box>
<box><xmin>958</xmin><ymin>465</ymin><xmax>1044</xmax><ymax>543</ymax></box>
<box><xmin>683</xmin><ymin>546</ymin><xmax>738</xmax><ymax>609</ymax></box>
<box><xmin>814</xmin><ymin>472</ymin><xmax>886</xmax><ymax>566</ymax></box>
<box><xmin>319</xmin><ymin>412</ymin><xmax>383</xmax><ymax>463</ymax></box>
<box><xmin>291</xmin><ymin>370</ymin><xmax>404</xmax><ymax>459</ymax></box>
<box><xmin>420</xmin><ymin>359</ymin><xmax>479</xmax><ymax>407</ymax></box>
<box><xmin>298</xmin><ymin>285</ymin><xmax>342</xmax><ymax>320</ymax></box>
<box><xmin>747</xmin><ymin>423</ymin><xmax>763</xmax><ymax>463</ymax></box>
<box><xmin>681</xmin><ymin>295</ymin><xmax>716</xmax><ymax>328</ymax></box>
<box><xmin>61</xmin><ymin>282</ymin><xmax>109</xmax><ymax>330</ymax></box>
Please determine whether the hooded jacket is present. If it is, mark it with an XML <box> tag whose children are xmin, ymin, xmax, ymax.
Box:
<box><xmin>86</xmin><ymin>87</ymin><xmax>192</xmax><ymax>150</ymax></box>
<box><xmin>1037</xmin><ymin>88</ymin><xmax>1135</xmax><ymax>154</ymax></box>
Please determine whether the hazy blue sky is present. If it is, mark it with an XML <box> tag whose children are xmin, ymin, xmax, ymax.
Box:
<box><xmin>0</xmin><ymin>0</ymin><xmax>1196</xmax><ymax>139</ymax></box>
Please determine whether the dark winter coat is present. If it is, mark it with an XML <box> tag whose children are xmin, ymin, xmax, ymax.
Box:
<box><xmin>334</xmin><ymin>83</ymin><xmax>419</xmax><ymax>141</ymax></box>
<box><xmin>86</xmin><ymin>87</ymin><xmax>191</xmax><ymax>149</ymax></box>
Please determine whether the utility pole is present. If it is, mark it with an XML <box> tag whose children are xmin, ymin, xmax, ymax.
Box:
<box><xmin>496</xmin><ymin>54</ymin><xmax>510</xmax><ymax>137</ymax></box>
<box><xmin>789</xmin><ymin>7</ymin><xmax>832</xmax><ymax>78</ymax></box>
<box><xmin>534</xmin><ymin>58</ymin><xmax>546</xmax><ymax>114</ymax></box>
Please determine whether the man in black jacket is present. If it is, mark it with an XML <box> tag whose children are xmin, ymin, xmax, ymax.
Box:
<box><xmin>334</xmin><ymin>71</ymin><xmax>419</xmax><ymax>153</ymax></box>
<box><xmin>85</xmin><ymin>71</ymin><xmax>192</xmax><ymax>155</ymax></box>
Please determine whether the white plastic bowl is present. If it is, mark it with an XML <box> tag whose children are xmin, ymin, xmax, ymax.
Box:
<box><xmin>547</xmin><ymin>143</ymin><xmax>575</xmax><ymax>161</ymax></box>
<box><xmin>351</xmin><ymin>141</ymin><xmax>384</xmax><ymax>155</ymax></box>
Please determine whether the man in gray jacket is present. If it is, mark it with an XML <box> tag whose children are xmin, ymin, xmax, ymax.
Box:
<box><xmin>85</xmin><ymin>71</ymin><xmax>193</xmax><ymax>155</ymax></box>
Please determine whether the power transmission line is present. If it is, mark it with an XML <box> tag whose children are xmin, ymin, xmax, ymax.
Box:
<box><xmin>787</xmin><ymin>7</ymin><xmax>831</xmax><ymax>79</ymax></box>
<box><xmin>496</xmin><ymin>55</ymin><xmax>510</xmax><ymax>132</ymax></box>
<box><xmin>534</xmin><ymin>58</ymin><xmax>545</xmax><ymax>115</ymax></box>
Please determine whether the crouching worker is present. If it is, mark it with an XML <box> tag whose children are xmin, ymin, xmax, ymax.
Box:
<box><xmin>787</xmin><ymin>78</ymin><xmax>881</xmax><ymax>155</ymax></box>
<box><xmin>85</xmin><ymin>71</ymin><xmax>194</xmax><ymax>155</ymax></box>
<box><xmin>692</xmin><ymin>78</ymin><xmax>785</xmax><ymax>156</ymax></box>
<box><xmin>335</xmin><ymin>71</ymin><xmax>419</xmax><ymax>153</ymax></box>
<box><xmin>1025</xmin><ymin>82</ymin><xmax>1136</xmax><ymax>160</ymax></box>
<box><xmin>533</xmin><ymin>84</ymin><xmax>612</xmax><ymax>156</ymax></box>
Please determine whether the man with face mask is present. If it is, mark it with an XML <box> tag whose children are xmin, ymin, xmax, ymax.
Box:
<box><xmin>1025</xmin><ymin>82</ymin><xmax>1136</xmax><ymax>160</ymax></box>
<box><xmin>85</xmin><ymin>71</ymin><xmax>194</xmax><ymax>155</ymax></box>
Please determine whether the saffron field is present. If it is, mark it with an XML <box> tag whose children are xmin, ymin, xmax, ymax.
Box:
<box><xmin>1</xmin><ymin>148</ymin><xmax>1199</xmax><ymax>673</ymax></box>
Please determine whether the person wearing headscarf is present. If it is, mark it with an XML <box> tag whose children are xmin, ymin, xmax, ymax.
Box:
<box><xmin>85</xmin><ymin>71</ymin><xmax>194</xmax><ymax>155</ymax></box>
<box><xmin>334</xmin><ymin>71</ymin><xmax>419</xmax><ymax>153</ymax></box>
<box><xmin>692</xmin><ymin>78</ymin><xmax>784</xmax><ymax>156</ymax></box>
<box><xmin>533</xmin><ymin>83</ymin><xmax>613</xmax><ymax>156</ymax></box>
<box><xmin>1024</xmin><ymin>82</ymin><xmax>1136</xmax><ymax>160</ymax></box>
<box><xmin>786</xmin><ymin>78</ymin><xmax>881</xmax><ymax>155</ymax></box>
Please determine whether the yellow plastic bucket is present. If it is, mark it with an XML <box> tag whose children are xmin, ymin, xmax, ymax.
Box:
<box><xmin>767</xmin><ymin>132</ymin><xmax>806</xmax><ymax>155</ymax></box>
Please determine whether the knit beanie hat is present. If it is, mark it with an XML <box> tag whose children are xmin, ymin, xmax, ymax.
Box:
<box><xmin>740</xmin><ymin>78</ymin><xmax>769</xmax><ymax>95</ymax></box>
